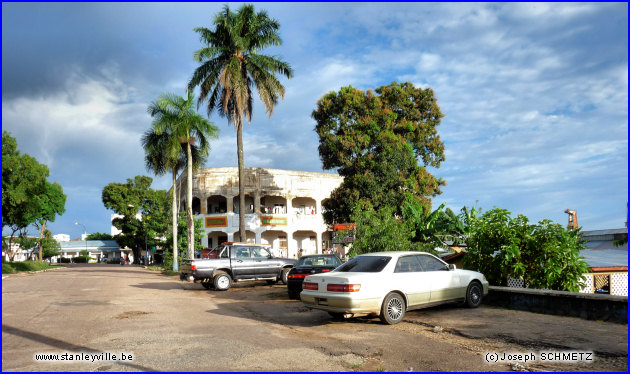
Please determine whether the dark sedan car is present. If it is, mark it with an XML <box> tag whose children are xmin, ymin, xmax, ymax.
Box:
<box><xmin>287</xmin><ymin>254</ymin><xmax>342</xmax><ymax>299</ymax></box>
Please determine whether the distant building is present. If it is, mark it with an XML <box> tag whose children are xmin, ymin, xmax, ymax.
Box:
<box><xmin>57</xmin><ymin>240</ymin><xmax>128</xmax><ymax>263</ymax></box>
<box><xmin>2</xmin><ymin>241</ymin><xmax>32</xmax><ymax>262</ymax></box>
<box><xmin>53</xmin><ymin>233</ymin><xmax>70</xmax><ymax>242</ymax></box>
<box><xmin>579</xmin><ymin>228</ymin><xmax>628</xmax><ymax>296</ymax></box>
<box><xmin>505</xmin><ymin>227</ymin><xmax>628</xmax><ymax>296</ymax></box>
<box><xmin>176</xmin><ymin>167</ymin><xmax>344</xmax><ymax>258</ymax></box>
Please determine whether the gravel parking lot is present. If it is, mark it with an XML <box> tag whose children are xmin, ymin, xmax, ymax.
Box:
<box><xmin>2</xmin><ymin>265</ymin><xmax>627</xmax><ymax>371</ymax></box>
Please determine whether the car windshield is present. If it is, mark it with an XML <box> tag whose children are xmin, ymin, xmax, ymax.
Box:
<box><xmin>334</xmin><ymin>256</ymin><xmax>391</xmax><ymax>272</ymax></box>
<box><xmin>296</xmin><ymin>255</ymin><xmax>341</xmax><ymax>267</ymax></box>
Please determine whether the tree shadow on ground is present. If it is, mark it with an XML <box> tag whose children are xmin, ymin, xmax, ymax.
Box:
<box><xmin>2</xmin><ymin>324</ymin><xmax>156</xmax><ymax>371</ymax></box>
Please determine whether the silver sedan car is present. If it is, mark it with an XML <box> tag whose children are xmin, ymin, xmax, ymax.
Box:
<box><xmin>300</xmin><ymin>251</ymin><xmax>489</xmax><ymax>324</ymax></box>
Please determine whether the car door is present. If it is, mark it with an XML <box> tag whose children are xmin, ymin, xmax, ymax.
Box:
<box><xmin>250</xmin><ymin>246</ymin><xmax>280</xmax><ymax>277</ymax></box>
<box><xmin>231</xmin><ymin>246</ymin><xmax>257</xmax><ymax>279</ymax></box>
<box><xmin>417</xmin><ymin>254</ymin><xmax>461</xmax><ymax>302</ymax></box>
<box><xmin>392</xmin><ymin>255</ymin><xmax>432</xmax><ymax>307</ymax></box>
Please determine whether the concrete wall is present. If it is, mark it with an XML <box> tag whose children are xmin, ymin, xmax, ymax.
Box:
<box><xmin>485</xmin><ymin>286</ymin><xmax>628</xmax><ymax>324</ymax></box>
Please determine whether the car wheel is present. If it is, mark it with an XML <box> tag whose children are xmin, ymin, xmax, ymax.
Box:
<box><xmin>213</xmin><ymin>271</ymin><xmax>232</xmax><ymax>291</ymax></box>
<box><xmin>280</xmin><ymin>268</ymin><xmax>291</xmax><ymax>284</ymax></box>
<box><xmin>379</xmin><ymin>292</ymin><xmax>405</xmax><ymax>325</ymax></box>
<box><xmin>328</xmin><ymin>312</ymin><xmax>345</xmax><ymax>320</ymax></box>
<box><xmin>201</xmin><ymin>281</ymin><xmax>213</xmax><ymax>290</ymax></box>
<box><xmin>466</xmin><ymin>281</ymin><xmax>483</xmax><ymax>308</ymax></box>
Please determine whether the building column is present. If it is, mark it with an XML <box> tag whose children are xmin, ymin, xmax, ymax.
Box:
<box><xmin>315</xmin><ymin>230</ymin><xmax>322</xmax><ymax>254</ymax></box>
<box><xmin>254</xmin><ymin>190</ymin><xmax>261</xmax><ymax>214</ymax></box>
<box><xmin>200</xmin><ymin>194</ymin><xmax>208</xmax><ymax>215</ymax></box>
<box><xmin>286</xmin><ymin>229</ymin><xmax>297</xmax><ymax>258</ymax></box>
<box><xmin>227</xmin><ymin>232</ymin><xmax>235</xmax><ymax>242</ymax></box>
<box><xmin>227</xmin><ymin>195</ymin><xmax>234</xmax><ymax>213</ymax></box>
<box><xmin>255</xmin><ymin>231</ymin><xmax>262</xmax><ymax>244</ymax></box>
<box><xmin>286</xmin><ymin>194</ymin><xmax>294</xmax><ymax>214</ymax></box>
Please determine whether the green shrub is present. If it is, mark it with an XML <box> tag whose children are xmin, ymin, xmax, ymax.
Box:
<box><xmin>72</xmin><ymin>256</ymin><xmax>93</xmax><ymax>263</ymax></box>
<box><xmin>3</xmin><ymin>261</ymin><xmax>57</xmax><ymax>272</ymax></box>
<box><xmin>2</xmin><ymin>263</ymin><xmax>16</xmax><ymax>274</ymax></box>
<box><xmin>58</xmin><ymin>257</ymin><xmax>71</xmax><ymax>263</ymax></box>
<box><xmin>463</xmin><ymin>208</ymin><xmax>589</xmax><ymax>292</ymax></box>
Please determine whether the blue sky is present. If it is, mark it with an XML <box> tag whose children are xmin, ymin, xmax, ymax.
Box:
<box><xmin>2</xmin><ymin>2</ymin><xmax>628</xmax><ymax>238</ymax></box>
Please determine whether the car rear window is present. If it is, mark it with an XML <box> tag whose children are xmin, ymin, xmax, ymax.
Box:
<box><xmin>335</xmin><ymin>256</ymin><xmax>391</xmax><ymax>272</ymax></box>
<box><xmin>296</xmin><ymin>255</ymin><xmax>341</xmax><ymax>267</ymax></box>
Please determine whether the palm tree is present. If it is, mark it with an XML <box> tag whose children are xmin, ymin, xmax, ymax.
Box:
<box><xmin>144</xmin><ymin>91</ymin><xmax>218</xmax><ymax>261</ymax></box>
<box><xmin>189</xmin><ymin>4</ymin><xmax>293</xmax><ymax>242</ymax></box>
<box><xmin>142</xmin><ymin>124</ymin><xmax>182</xmax><ymax>271</ymax></box>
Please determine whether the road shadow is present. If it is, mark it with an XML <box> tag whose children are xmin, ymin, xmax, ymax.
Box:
<box><xmin>130</xmin><ymin>282</ymin><xmax>193</xmax><ymax>291</ymax></box>
<box><xmin>2</xmin><ymin>324</ymin><xmax>156</xmax><ymax>371</ymax></box>
<box><xmin>202</xmin><ymin>285</ymin><xmax>385</xmax><ymax>328</ymax></box>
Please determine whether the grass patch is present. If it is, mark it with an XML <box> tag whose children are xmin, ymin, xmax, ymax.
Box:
<box><xmin>161</xmin><ymin>270</ymin><xmax>179</xmax><ymax>276</ymax></box>
<box><xmin>3</xmin><ymin>261</ymin><xmax>59</xmax><ymax>273</ymax></box>
<box><xmin>2</xmin><ymin>263</ymin><xmax>16</xmax><ymax>274</ymax></box>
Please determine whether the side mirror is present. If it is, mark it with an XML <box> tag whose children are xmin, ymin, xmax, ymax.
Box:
<box><xmin>448</xmin><ymin>264</ymin><xmax>456</xmax><ymax>271</ymax></box>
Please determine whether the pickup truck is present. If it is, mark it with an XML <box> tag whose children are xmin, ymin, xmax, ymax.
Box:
<box><xmin>179</xmin><ymin>242</ymin><xmax>297</xmax><ymax>291</ymax></box>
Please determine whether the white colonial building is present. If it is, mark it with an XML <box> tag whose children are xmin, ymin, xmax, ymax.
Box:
<box><xmin>177</xmin><ymin>167</ymin><xmax>343</xmax><ymax>258</ymax></box>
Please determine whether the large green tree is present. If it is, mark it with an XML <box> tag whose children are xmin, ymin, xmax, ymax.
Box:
<box><xmin>39</xmin><ymin>228</ymin><xmax>61</xmax><ymax>261</ymax></box>
<box><xmin>102</xmin><ymin>176</ymin><xmax>170</xmax><ymax>264</ymax></box>
<box><xmin>2</xmin><ymin>131</ymin><xmax>66</xmax><ymax>261</ymax></box>
<box><xmin>143</xmin><ymin>95</ymin><xmax>211</xmax><ymax>269</ymax></box>
<box><xmin>189</xmin><ymin>4</ymin><xmax>293</xmax><ymax>242</ymax></box>
<box><xmin>145</xmin><ymin>91</ymin><xmax>218</xmax><ymax>261</ymax></box>
<box><xmin>31</xmin><ymin>181</ymin><xmax>66</xmax><ymax>261</ymax></box>
<box><xmin>349</xmin><ymin>203</ymin><xmax>416</xmax><ymax>257</ymax></box>
<box><xmin>313</xmin><ymin>82</ymin><xmax>445</xmax><ymax>225</ymax></box>
<box><xmin>85</xmin><ymin>232</ymin><xmax>114</xmax><ymax>240</ymax></box>
<box><xmin>163</xmin><ymin>212</ymin><xmax>205</xmax><ymax>271</ymax></box>
<box><xmin>463</xmin><ymin>208</ymin><xmax>589</xmax><ymax>292</ymax></box>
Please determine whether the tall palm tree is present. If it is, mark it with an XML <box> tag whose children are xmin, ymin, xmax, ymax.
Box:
<box><xmin>145</xmin><ymin>91</ymin><xmax>218</xmax><ymax>261</ymax></box>
<box><xmin>142</xmin><ymin>123</ymin><xmax>183</xmax><ymax>271</ymax></box>
<box><xmin>189</xmin><ymin>4</ymin><xmax>293</xmax><ymax>242</ymax></box>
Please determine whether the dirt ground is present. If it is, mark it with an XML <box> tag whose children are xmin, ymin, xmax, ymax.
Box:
<box><xmin>2</xmin><ymin>264</ymin><xmax>627</xmax><ymax>372</ymax></box>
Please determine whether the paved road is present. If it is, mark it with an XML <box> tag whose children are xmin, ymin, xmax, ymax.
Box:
<box><xmin>2</xmin><ymin>265</ymin><xmax>627</xmax><ymax>371</ymax></box>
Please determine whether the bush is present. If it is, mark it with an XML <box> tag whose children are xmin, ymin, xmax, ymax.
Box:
<box><xmin>349</xmin><ymin>203</ymin><xmax>416</xmax><ymax>256</ymax></box>
<box><xmin>72</xmin><ymin>256</ymin><xmax>93</xmax><ymax>263</ymax></box>
<box><xmin>3</xmin><ymin>261</ymin><xmax>57</xmax><ymax>273</ymax></box>
<box><xmin>2</xmin><ymin>263</ymin><xmax>16</xmax><ymax>274</ymax></box>
<box><xmin>463</xmin><ymin>208</ymin><xmax>589</xmax><ymax>292</ymax></box>
<box><xmin>58</xmin><ymin>257</ymin><xmax>71</xmax><ymax>263</ymax></box>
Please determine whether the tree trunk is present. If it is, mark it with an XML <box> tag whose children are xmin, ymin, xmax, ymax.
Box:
<box><xmin>37</xmin><ymin>220</ymin><xmax>46</xmax><ymax>262</ymax></box>
<box><xmin>7</xmin><ymin>229</ymin><xmax>17</xmax><ymax>262</ymax></box>
<box><xmin>186</xmin><ymin>141</ymin><xmax>194</xmax><ymax>260</ymax></box>
<box><xmin>172</xmin><ymin>167</ymin><xmax>179</xmax><ymax>271</ymax></box>
<box><xmin>236</xmin><ymin>120</ymin><xmax>246</xmax><ymax>243</ymax></box>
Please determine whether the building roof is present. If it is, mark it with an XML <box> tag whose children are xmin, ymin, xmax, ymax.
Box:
<box><xmin>580</xmin><ymin>240</ymin><xmax>628</xmax><ymax>268</ymax></box>
<box><xmin>59</xmin><ymin>240</ymin><xmax>122</xmax><ymax>253</ymax></box>
<box><xmin>582</xmin><ymin>228</ymin><xmax>627</xmax><ymax>237</ymax></box>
